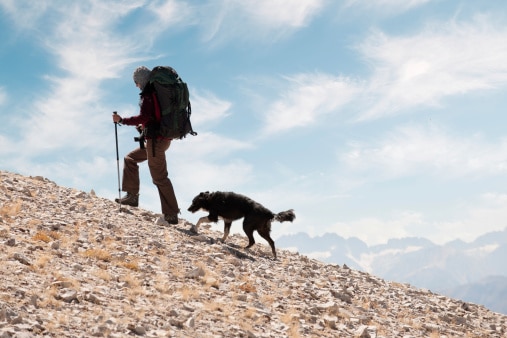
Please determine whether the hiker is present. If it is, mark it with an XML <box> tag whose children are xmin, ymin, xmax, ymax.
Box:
<box><xmin>112</xmin><ymin>66</ymin><xmax>179</xmax><ymax>225</ymax></box>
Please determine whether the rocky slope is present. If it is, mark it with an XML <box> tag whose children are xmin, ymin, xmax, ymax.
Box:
<box><xmin>276</xmin><ymin>230</ymin><xmax>507</xmax><ymax>314</ymax></box>
<box><xmin>0</xmin><ymin>171</ymin><xmax>506</xmax><ymax>338</ymax></box>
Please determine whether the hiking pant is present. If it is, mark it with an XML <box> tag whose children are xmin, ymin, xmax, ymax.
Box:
<box><xmin>121</xmin><ymin>138</ymin><xmax>179</xmax><ymax>217</ymax></box>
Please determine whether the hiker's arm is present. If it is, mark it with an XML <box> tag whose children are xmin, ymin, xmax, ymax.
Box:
<box><xmin>117</xmin><ymin>95</ymin><xmax>155</xmax><ymax>126</ymax></box>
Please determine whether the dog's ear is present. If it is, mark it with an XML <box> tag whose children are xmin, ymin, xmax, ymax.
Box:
<box><xmin>197</xmin><ymin>191</ymin><xmax>210</xmax><ymax>199</ymax></box>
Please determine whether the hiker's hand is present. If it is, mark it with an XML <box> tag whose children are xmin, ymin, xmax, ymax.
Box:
<box><xmin>136</xmin><ymin>124</ymin><xmax>143</xmax><ymax>133</ymax></box>
<box><xmin>112</xmin><ymin>114</ymin><xmax>122</xmax><ymax>123</ymax></box>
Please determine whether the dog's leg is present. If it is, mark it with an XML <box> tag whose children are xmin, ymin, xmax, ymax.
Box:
<box><xmin>191</xmin><ymin>216</ymin><xmax>210</xmax><ymax>234</ymax></box>
<box><xmin>221</xmin><ymin>220</ymin><xmax>232</xmax><ymax>242</ymax></box>
<box><xmin>257</xmin><ymin>220</ymin><xmax>277</xmax><ymax>259</ymax></box>
<box><xmin>242</xmin><ymin>219</ymin><xmax>256</xmax><ymax>250</ymax></box>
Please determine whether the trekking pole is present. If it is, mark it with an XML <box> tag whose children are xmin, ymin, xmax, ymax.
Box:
<box><xmin>113</xmin><ymin>111</ymin><xmax>122</xmax><ymax>212</ymax></box>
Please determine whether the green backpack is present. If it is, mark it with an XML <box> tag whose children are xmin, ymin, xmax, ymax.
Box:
<box><xmin>149</xmin><ymin>66</ymin><xmax>197</xmax><ymax>139</ymax></box>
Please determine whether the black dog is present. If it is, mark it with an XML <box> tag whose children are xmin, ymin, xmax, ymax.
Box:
<box><xmin>187</xmin><ymin>191</ymin><xmax>295</xmax><ymax>259</ymax></box>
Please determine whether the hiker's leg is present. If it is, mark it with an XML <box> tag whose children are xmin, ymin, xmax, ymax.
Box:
<box><xmin>122</xmin><ymin>146</ymin><xmax>147</xmax><ymax>194</ymax></box>
<box><xmin>146</xmin><ymin>139</ymin><xmax>179</xmax><ymax>216</ymax></box>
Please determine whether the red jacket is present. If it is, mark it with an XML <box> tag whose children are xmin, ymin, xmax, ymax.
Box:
<box><xmin>121</xmin><ymin>91</ymin><xmax>155</xmax><ymax>130</ymax></box>
<box><xmin>121</xmin><ymin>85</ymin><xmax>168</xmax><ymax>140</ymax></box>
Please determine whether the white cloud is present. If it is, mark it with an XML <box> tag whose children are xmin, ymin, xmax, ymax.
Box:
<box><xmin>345</xmin><ymin>0</ymin><xmax>431</xmax><ymax>12</ymax></box>
<box><xmin>465</xmin><ymin>244</ymin><xmax>499</xmax><ymax>257</ymax></box>
<box><xmin>356</xmin><ymin>16</ymin><xmax>507</xmax><ymax>121</ymax></box>
<box><xmin>327</xmin><ymin>211</ymin><xmax>424</xmax><ymax>246</ymax></box>
<box><xmin>306</xmin><ymin>251</ymin><xmax>332</xmax><ymax>260</ymax></box>
<box><xmin>147</xmin><ymin>0</ymin><xmax>192</xmax><ymax>28</ymax></box>
<box><xmin>200</xmin><ymin>0</ymin><xmax>325</xmax><ymax>44</ymax></box>
<box><xmin>0</xmin><ymin>0</ymin><xmax>50</xmax><ymax>30</ymax></box>
<box><xmin>175</xmin><ymin>159</ymin><xmax>254</xmax><ymax>203</ymax></box>
<box><xmin>0</xmin><ymin>87</ymin><xmax>6</xmax><ymax>106</ymax></box>
<box><xmin>342</xmin><ymin>124</ymin><xmax>507</xmax><ymax>179</ymax></box>
<box><xmin>3</xmin><ymin>1</ymin><xmax>191</xmax><ymax>156</ymax></box>
<box><xmin>256</xmin><ymin>13</ymin><xmax>507</xmax><ymax>133</ymax></box>
<box><xmin>190</xmin><ymin>90</ymin><xmax>232</xmax><ymax>126</ymax></box>
<box><xmin>44</xmin><ymin>1</ymin><xmax>156</xmax><ymax>79</ymax></box>
<box><xmin>322</xmin><ymin>191</ymin><xmax>507</xmax><ymax>247</ymax></box>
<box><xmin>172</xmin><ymin>132</ymin><xmax>252</xmax><ymax>159</ymax></box>
<box><xmin>170</xmin><ymin>132</ymin><xmax>255</xmax><ymax>202</ymax></box>
<box><xmin>263</xmin><ymin>73</ymin><xmax>360</xmax><ymax>134</ymax></box>
<box><xmin>357</xmin><ymin>246</ymin><xmax>423</xmax><ymax>272</ymax></box>
<box><xmin>242</xmin><ymin>0</ymin><xmax>324</xmax><ymax>28</ymax></box>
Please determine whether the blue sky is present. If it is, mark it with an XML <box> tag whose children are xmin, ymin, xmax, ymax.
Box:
<box><xmin>1</xmin><ymin>0</ymin><xmax>507</xmax><ymax>246</ymax></box>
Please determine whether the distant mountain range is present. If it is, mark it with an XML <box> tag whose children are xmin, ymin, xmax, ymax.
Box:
<box><xmin>276</xmin><ymin>227</ymin><xmax>507</xmax><ymax>314</ymax></box>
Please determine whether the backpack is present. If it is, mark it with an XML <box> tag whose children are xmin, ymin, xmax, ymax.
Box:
<box><xmin>149</xmin><ymin>66</ymin><xmax>197</xmax><ymax>139</ymax></box>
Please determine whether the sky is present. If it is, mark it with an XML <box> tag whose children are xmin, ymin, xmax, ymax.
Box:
<box><xmin>1</xmin><ymin>0</ymin><xmax>507</xmax><ymax>247</ymax></box>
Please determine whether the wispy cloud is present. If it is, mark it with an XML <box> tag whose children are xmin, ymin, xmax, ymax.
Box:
<box><xmin>259</xmin><ymin>15</ymin><xmax>507</xmax><ymax>134</ymax></box>
<box><xmin>190</xmin><ymin>90</ymin><xmax>232</xmax><ymax>127</ymax></box>
<box><xmin>0</xmin><ymin>0</ymin><xmax>50</xmax><ymax>30</ymax></box>
<box><xmin>0</xmin><ymin>87</ymin><xmax>6</xmax><ymax>106</ymax></box>
<box><xmin>147</xmin><ymin>0</ymin><xmax>193</xmax><ymax>28</ymax></box>
<box><xmin>329</xmin><ymin>192</ymin><xmax>507</xmax><ymax>246</ymax></box>
<box><xmin>262</xmin><ymin>73</ymin><xmax>360</xmax><ymax>134</ymax></box>
<box><xmin>342</xmin><ymin>124</ymin><xmax>507</xmax><ymax>179</ymax></box>
<box><xmin>345</xmin><ymin>0</ymin><xmax>432</xmax><ymax>13</ymax></box>
<box><xmin>327</xmin><ymin>210</ymin><xmax>424</xmax><ymax>246</ymax></box>
<box><xmin>3</xmin><ymin>1</ymin><xmax>195</xmax><ymax>156</ymax></box>
<box><xmin>172</xmin><ymin>132</ymin><xmax>252</xmax><ymax>159</ymax></box>
<box><xmin>356</xmin><ymin>16</ymin><xmax>507</xmax><ymax>121</ymax></box>
<box><xmin>199</xmin><ymin>0</ymin><xmax>325</xmax><ymax>44</ymax></box>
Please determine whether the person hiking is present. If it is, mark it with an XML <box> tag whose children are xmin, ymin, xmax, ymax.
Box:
<box><xmin>112</xmin><ymin>66</ymin><xmax>179</xmax><ymax>225</ymax></box>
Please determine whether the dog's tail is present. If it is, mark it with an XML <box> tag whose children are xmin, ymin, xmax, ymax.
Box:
<box><xmin>274</xmin><ymin>209</ymin><xmax>295</xmax><ymax>223</ymax></box>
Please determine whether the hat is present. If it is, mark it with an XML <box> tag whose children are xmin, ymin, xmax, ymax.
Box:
<box><xmin>132</xmin><ymin>66</ymin><xmax>151</xmax><ymax>89</ymax></box>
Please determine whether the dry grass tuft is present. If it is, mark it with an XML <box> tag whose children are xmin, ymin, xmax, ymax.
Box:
<box><xmin>33</xmin><ymin>231</ymin><xmax>52</xmax><ymax>243</ymax></box>
<box><xmin>38</xmin><ymin>285</ymin><xmax>62</xmax><ymax>309</ymax></box>
<box><xmin>0</xmin><ymin>228</ymin><xmax>8</xmax><ymax>238</ymax></box>
<box><xmin>239</xmin><ymin>282</ymin><xmax>257</xmax><ymax>293</ymax></box>
<box><xmin>49</xmin><ymin>231</ymin><xmax>61</xmax><ymax>240</ymax></box>
<box><xmin>0</xmin><ymin>199</ymin><xmax>22</xmax><ymax>217</ymax></box>
<box><xmin>27</xmin><ymin>219</ymin><xmax>42</xmax><ymax>227</ymax></box>
<box><xmin>83</xmin><ymin>248</ymin><xmax>112</xmax><ymax>262</ymax></box>
<box><xmin>154</xmin><ymin>277</ymin><xmax>173</xmax><ymax>295</ymax></box>
<box><xmin>93</xmin><ymin>268</ymin><xmax>112</xmax><ymax>282</ymax></box>
<box><xmin>120</xmin><ymin>273</ymin><xmax>141</xmax><ymax>289</ymax></box>
<box><xmin>33</xmin><ymin>254</ymin><xmax>52</xmax><ymax>269</ymax></box>
<box><xmin>119</xmin><ymin>260</ymin><xmax>140</xmax><ymax>271</ymax></box>
<box><xmin>180</xmin><ymin>285</ymin><xmax>200</xmax><ymax>301</ymax></box>
<box><xmin>280</xmin><ymin>309</ymin><xmax>301</xmax><ymax>338</ymax></box>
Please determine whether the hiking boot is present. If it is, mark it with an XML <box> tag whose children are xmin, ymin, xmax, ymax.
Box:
<box><xmin>115</xmin><ymin>193</ymin><xmax>139</xmax><ymax>207</ymax></box>
<box><xmin>164</xmin><ymin>214</ymin><xmax>179</xmax><ymax>225</ymax></box>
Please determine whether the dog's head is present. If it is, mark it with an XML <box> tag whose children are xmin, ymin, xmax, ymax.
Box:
<box><xmin>187</xmin><ymin>191</ymin><xmax>211</xmax><ymax>213</ymax></box>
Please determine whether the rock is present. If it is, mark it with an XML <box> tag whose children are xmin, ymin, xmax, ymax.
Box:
<box><xmin>12</xmin><ymin>253</ymin><xmax>30</xmax><ymax>265</ymax></box>
<box><xmin>57</xmin><ymin>290</ymin><xmax>78</xmax><ymax>303</ymax></box>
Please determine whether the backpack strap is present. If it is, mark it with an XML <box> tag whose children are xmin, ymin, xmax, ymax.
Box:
<box><xmin>152</xmin><ymin>92</ymin><xmax>161</xmax><ymax>122</ymax></box>
<box><xmin>151</xmin><ymin>91</ymin><xmax>161</xmax><ymax>157</ymax></box>
<box><xmin>187</xmin><ymin>101</ymin><xmax>197</xmax><ymax>136</ymax></box>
